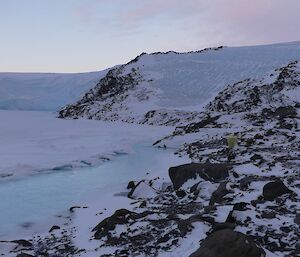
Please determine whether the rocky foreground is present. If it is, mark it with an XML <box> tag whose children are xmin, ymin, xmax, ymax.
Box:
<box><xmin>3</xmin><ymin>62</ymin><xmax>300</xmax><ymax>256</ymax></box>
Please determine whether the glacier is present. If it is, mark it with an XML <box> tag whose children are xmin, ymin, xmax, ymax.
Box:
<box><xmin>0</xmin><ymin>70</ymin><xmax>109</xmax><ymax>111</ymax></box>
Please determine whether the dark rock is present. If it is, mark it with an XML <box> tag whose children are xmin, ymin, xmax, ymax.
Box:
<box><xmin>280</xmin><ymin>226</ymin><xmax>292</xmax><ymax>233</ymax></box>
<box><xmin>263</xmin><ymin>181</ymin><xmax>292</xmax><ymax>201</ymax></box>
<box><xmin>261</xmin><ymin>211</ymin><xmax>276</xmax><ymax>219</ymax></box>
<box><xmin>11</xmin><ymin>239</ymin><xmax>33</xmax><ymax>247</ymax></box>
<box><xmin>225</xmin><ymin>210</ymin><xmax>236</xmax><ymax>224</ymax></box>
<box><xmin>212</xmin><ymin>222</ymin><xmax>235</xmax><ymax>232</ymax></box>
<box><xmin>233</xmin><ymin>202</ymin><xmax>249</xmax><ymax>211</ymax></box>
<box><xmin>189</xmin><ymin>229</ymin><xmax>265</xmax><ymax>257</ymax></box>
<box><xmin>92</xmin><ymin>209</ymin><xmax>133</xmax><ymax>239</ymax></box>
<box><xmin>274</xmin><ymin>106</ymin><xmax>297</xmax><ymax>118</ymax></box>
<box><xmin>190</xmin><ymin>182</ymin><xmax>201</xmax><ymax>192</ymax></box>
<box><xmin>181</xmin><ymin>115</ymin><xmax>220</xmax><ymax>134</ymax></box>
<box><xmin>127</xmin><ymin>181</ymin><xmax>135</xmax><ymax>189</ymax></box>
<box><xmin>294</xmin><ymin>213</ymin><xmax>300</xmax><ymax>225</ymax></box>
<box><xmin>232</xmin><ymin>171</ymin><xmax>239</xmax><ymax>178</ymax></box>
<box><xmin>157</xmin><ymin>234</ymin><xmax>171</xmax><ymax>244</ymax></box>
<box><xmin>69</xmin><ymin>206</ymin><xmax>88</xmax><ymax>212</ymax></box>
<box><xmin>239</xmin><ymin>177</ymin><xmax>254</xmax><ymax>190</ymax></box>
<box><xmin>176</xmin><ymin>189</ymin><xmax>186</xmax><ymax>198</ymax></box>
<box><xmin>209</xmin><ymin>182</ymin><xmax>229</xmax><ymax>205</ymax></box>
<box><xmin>204</xmin><ymin>205</ymin><xmax>217</xmax><ymax>213</ymax></box>
<box><xmin>92</xmin><ymin>209</ymin><xmax>151</xmax><ymax>239</ymax></box>
<box><xmin>49</xmin><ymin>225</ymin><xmax>60</xmax><ymax>233</ymax></box>
<box><xmin>16</xmin><ymin>254</ymin><xmax>34</xmax><ymax>257</ymax></box>
<box><xmin>250</xmin><ymin>154</ymin><xmax>264</xmax><ymax>162</ymax></box>
<box><xmin>250</xmin><ymin>199</ymin><xmax>265</xmax><ymax>207</ymax></box>
<box><xmin>169</xmin><ymin>163</ymin><xmax>231</xmax><ymax>190</ymax></box>
<box><xmin>127</xmin><ymin>180</ymin><xmax>141</xmax><ymax>198</ymax></box>
<box><xmin>265</xmin><ymin>129</ymin><xmax>275</xmax><ymax>136</ymax></box>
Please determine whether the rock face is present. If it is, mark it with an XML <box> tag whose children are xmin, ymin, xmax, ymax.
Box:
<box><xmin>169</xmin><ymin>163</ymin><xmax>231</xmax><ymax>190</ymax></box>
<box><xmin>189</xmin><ymin>229</ymin><xmax>265</xmax><ymax>257</ymax></box>
<box><xmin>263</xmin><ymin>181</ymin><xmax>292</xmax><ymax>201</ymax></box>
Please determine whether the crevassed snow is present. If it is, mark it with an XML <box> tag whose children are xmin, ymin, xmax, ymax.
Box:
<box><xmin>130</xmin><ymin>41</ymin><xmax>300</xmax><ymax>109</ymax></box>
<box><xmin>0</xmin><ymin>70</ymin><xmax>109</xmax><ymax>111</ymax></box>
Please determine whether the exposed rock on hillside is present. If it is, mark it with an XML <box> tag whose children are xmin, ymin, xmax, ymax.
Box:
<box><xmin>59</xmin><ymin>42</ymin><xmax>300</xmax><ymax>126</ymax></box>
<box><xmin>153</xmin><ymin>61</ymin><xmax>300</xmax><ymax>256</ymax></box>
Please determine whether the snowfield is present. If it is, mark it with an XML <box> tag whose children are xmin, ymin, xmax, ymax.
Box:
<box><xmin>0</xmin><ymin>110</ymin><xmax>172</xmax><ymax>179</ymax></box>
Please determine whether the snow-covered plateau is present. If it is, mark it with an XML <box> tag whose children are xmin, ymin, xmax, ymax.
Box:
<box><xmin>1</xmin><ymin>42</ymin><xmax>300</xmax><ymax>257</ymax></box>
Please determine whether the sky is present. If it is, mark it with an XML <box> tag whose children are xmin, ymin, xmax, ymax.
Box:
<box><xmin>1</xmin><ymin>0</ymin><xmax>299</xmax><ymax>73</ymax></box>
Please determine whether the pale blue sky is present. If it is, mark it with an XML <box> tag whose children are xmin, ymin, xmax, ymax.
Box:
<box><xmin>1</xmin><ymin>0</ymin><xmax>299</xmax><ymax>72</ymax></box>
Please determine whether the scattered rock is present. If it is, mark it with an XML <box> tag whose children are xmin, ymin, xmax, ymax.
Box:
<box><xmin>69</xmin><ymin>206</ymin><xmax>88</xmax><ymax>212</ymax></box>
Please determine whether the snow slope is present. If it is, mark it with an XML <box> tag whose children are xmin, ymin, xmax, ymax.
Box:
<box><xmin>59</xmin><ymin>42</ymin><xmax>300</xmax><ymax>124</ymax></box>
<box><xmin>0</xmin><ymin>70</ymin><xmax>109</xmax><ymax>111</ymax></box>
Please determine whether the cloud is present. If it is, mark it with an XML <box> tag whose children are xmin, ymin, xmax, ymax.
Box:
<box><xmin>118</xmin><ymin>0</ymin><xmax>205</xmax><ymax>25</ymax></box>
<box><xmin>71</xmin><ymin>0</ymin><xmax>300</xmax><ymax>48</ymax></box>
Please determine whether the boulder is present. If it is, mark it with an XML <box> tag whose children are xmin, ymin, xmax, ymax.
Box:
<box><xmin>169</xmin><ymin>163</ymin><xmax>231</xmax><ymax>190</ymax></box>
<box><xmin>209</xmin><ymin>182</ymin><xmax>229</xmax><ymax>205</ymax></box>
<box><xmin>262</xmin><ymin>181</ymin><xmax>292</xmax><ymax>201</ymax></box>
<box><xmin>189</xmin><ymin>229</ymin><xmax>265</xmax><ymax>257</ymax></box>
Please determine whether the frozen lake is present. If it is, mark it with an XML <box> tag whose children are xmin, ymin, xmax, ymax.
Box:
<box><xmin>0</xmin><ymin>111</ymin><xmax>182</xmax><ymax>239</ymax></box>
<box><xmin>0</xmin><ymin>144</ymin><xmax>184</xmax><ymax>239</ymax></box>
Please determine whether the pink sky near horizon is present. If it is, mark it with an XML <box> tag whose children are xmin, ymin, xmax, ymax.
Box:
<box><xmin>1</xmin><ymin>0</ymin><xmax>299</xmax><ymax>72</ymax></box>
